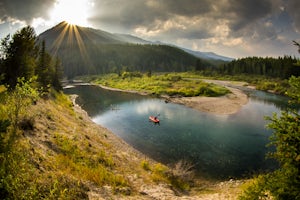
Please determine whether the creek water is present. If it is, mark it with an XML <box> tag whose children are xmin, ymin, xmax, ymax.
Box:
<box><xmin>64</xmin><ymin>85</ymin><xmax>293</xmax><ymax>179</ymax></box>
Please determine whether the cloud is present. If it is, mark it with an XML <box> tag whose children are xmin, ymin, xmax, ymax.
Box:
<box><xmin>0</xmin><ymin>0</ymin><xmax>299</xmax><ymax>57</ymax></box>
<box><xmin>285</xmin><ymin>0</ymin><xmax>300</xmax><ymax>32</ymax></box>
<box><xmin>0</xmin><ymin>0</ymin><xmax>55</xmax><ymax>23</ymax></box>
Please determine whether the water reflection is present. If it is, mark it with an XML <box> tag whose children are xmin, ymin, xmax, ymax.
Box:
<box><xmin>65</xmin><ymin>85</ymin><xmax>291</xmax><ymax>179</ymax></box>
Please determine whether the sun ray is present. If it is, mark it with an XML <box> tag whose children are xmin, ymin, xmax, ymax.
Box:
<box><xmin>72</xmin><ymin>25</ymin><xmax>93</xmax><ymax>70</ymax></box>
<box><xmin>48</xmin><ymin>22</ymin><xmax>94</xmax><ymax>74</ymax></box>
<box><xmin>50</xmin><ymin>22</ymin><xmax>70</xmax><ymax>56</ymax></box>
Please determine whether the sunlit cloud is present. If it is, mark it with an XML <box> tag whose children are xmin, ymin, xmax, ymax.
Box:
<box><xmin>49</xmin><ymin>0</ymin><xmax>93</xmax><ymax>26</ymax></box>
<box><xmin>1</xmin><ymin>0</ymin><xmax>300</xmax><ymax>58</ymax></box>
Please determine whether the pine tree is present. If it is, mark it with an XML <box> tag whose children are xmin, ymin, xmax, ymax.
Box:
<box><xmin>0</xmin><ymin>26</ymin><xmax>38</xmax><ymax>88</ymax></box>
<box><xmin>36</xmin><ymin>40</ymin><xmax>52</xmax><ymax>91</ymax></box>
<box><xmin>52</xmin><ymin>57</ymin><xmax>63</xmax><ymax>91</ymax></box>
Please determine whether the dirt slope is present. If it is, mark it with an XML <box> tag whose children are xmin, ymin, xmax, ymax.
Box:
<box><xmin>23</xmin><ymin>95</ymin><xmax>245</xmax><ymax>199</ymax></box>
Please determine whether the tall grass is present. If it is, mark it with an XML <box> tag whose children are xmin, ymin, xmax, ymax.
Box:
<box><xmin>53</xmin><ymin>134</ymin><xmax>128</xmax><ymax>188</ymax></box>
<box><xmin>91</xmin><ymin>72</ymin><xmax>230</xmax><ymax>97</ymax></box>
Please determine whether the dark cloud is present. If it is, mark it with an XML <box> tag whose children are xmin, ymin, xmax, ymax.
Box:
<box><xmin>226</xmin><ymin>0</ymin><xmax>273</xmax><ymax>31</ymax></box>
<box><xmin>286</xmin><ymin>0</ymin><xmax>300</xmax><ymax>32</ymax></box>
<box><xmin>90</xmin><ymin>0</ymin><xmax>277</xmax><ymax>39</ymax></box>
<box><xmin>0</xmin><ymin>0</ymin><xmax>55</xmax><ymax>23</ymax></box>
<box><xmin>0</xmin><ymin>0</ymin><xmax>298</xmax><ymax>57</ymax></box>
<box><xmin>157</xmin><ymin>0</ymin><xmax>213</xmax><ymax>17</ymax></box>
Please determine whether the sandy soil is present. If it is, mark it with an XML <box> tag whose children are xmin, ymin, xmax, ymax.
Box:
<box><xmin>169</xmin><ymin>85</ymin><xmax>248</xmax><ymax>115</ymax></box>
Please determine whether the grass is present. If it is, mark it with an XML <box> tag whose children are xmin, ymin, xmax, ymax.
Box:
<box><xmin>88</xmin><ymin>72</ymin><xmax>230</xmax><ymax>97</ymax></box>
<box><xmin>0</xmin><ymin>85</ymin><xmax>6</xmax><ymax>93</ymax></box>
<box><xmin>140</xmin><ymin>159</ymin><xmax>194</xmax><ymax>191</ymax></box>
<box><xmin>0</xmin><ymin>82</ymin><xmax>247</xmax><ymax>199</ymax></box>
<box><xmin>0</xmin><ymin>90</ymin><xmax>134</xmax><ymax>199</ymax></box>
<box><xmin>52</xmin><ymin>133</ymin><xmax>127</xmax><ymax>188</ymax></box>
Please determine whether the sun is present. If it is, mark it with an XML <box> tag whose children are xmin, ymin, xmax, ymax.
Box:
<box><xmin>50</xmin><ymin>0</ymin><xmax>92</xmax><ymax>26</ymax></box>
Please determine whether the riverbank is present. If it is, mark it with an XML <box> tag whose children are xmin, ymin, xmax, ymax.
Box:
<box><xmin>69</xmin><ymin>94</ymin><xmax>246</xmax><ymax>199</ymax></box>
<box><xmin>169</xmin><ymin>85</ymin><xmax>248</xmax><ymax>115</ymax></box>
<box><xmin>98</xmin><ymin>79</ymin><xmax>249</xmax><ymax>115</ymax></box>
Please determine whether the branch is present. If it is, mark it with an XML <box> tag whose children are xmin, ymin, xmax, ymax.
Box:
<box><xmin>293</xmin><ymin>40</ymin><xmax>300</xmax><ymax>53</ymax></box>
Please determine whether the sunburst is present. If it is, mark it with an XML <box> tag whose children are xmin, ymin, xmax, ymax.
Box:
<box><xmin>50</xmin><ymin>22</ymin><xmax>93</xmax><ymax>71</ymax></box>
<box><xmin>50</xmin><ymin>0</ymin><xmax>92</xmax><ymax>27</ymax></box>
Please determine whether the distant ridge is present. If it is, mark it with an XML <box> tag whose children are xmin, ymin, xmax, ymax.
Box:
<box><xmin>38</xmin><ymin>22</ymin><xmax>229</xmax><ymax>78</ymax></box>
<box><xmin>181</xmin><ymin>48</ymin><xmax>234</xmax><ymax>62</ymax></box>
<box><xmin>39</xmin><ymin>21</ymin><xmax>232</xmax><ymax>62</ymax></box>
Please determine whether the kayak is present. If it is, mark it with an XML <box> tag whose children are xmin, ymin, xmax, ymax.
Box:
<box><xmin>149</xmin><ymin>116</ymin><xmax>160</xmax><ymax>123</ymax></box>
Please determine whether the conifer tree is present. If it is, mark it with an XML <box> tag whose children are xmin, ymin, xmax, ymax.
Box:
<box><xmin>52</xmin><ymin>57</ymin><xmax>63</xmax><ymax>91</ymax></box>
<box><xmin>0</xmin><ymin>26</ymin><xmax>38</xmax><ymax>88</ymax></box>
<box><xmin>36</xmin><ymin>40</ymin><xmax>52</xmax><ymax>91</ymax></box>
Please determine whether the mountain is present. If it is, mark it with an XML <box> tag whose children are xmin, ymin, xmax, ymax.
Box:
<box><xmin>181</xmin><ymin>48</ymin><xmax>234</xmax><ymax>62</ymax></box>
<box><xmin>113</xmin><ymin>33</ymin><xmax>152</xmax><ymax>44</ymax></box>
<box><xmin>39</xmin><ymin>21</ymin><xmax>124</xmax><ymax>46</ymax></box>
<box><xmin>38</xmin><ymin>22</ymin><xmax>215</xmax><ymax>78</ymax></box>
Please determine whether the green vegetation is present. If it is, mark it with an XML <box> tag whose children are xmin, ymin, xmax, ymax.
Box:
<box><xmin>0</xmin><ymin>26</ymin><xmax>62</xmax><ymax>91</ymax></box>
<box><xmin>239</xmin><ymin>42</ymin><xmax>300</xmax><ymax>200</ymax></box>
<box><xmin>0</xmin><ymin>79</ymin><xmax>40</xmax><ymax>199</ymax></box>
<box><xmin>0</xmin><ymin>80</ymin><xmax>128</xmax><ymax>199</ymax></box>
<box><xmin>0</xmin><ymin>25</ymin><xmax>205</xmax><ymax>199</ymax></box>
<box><xmin>140</xmin><ymin>159</ymin><xmax>194</xmax><ymax>191</ymax></box>
<box><xmin>185</xmin><ymin>72</ymin><xmax>292</xmax><ymax>95</ymax></box>
<box><xmin>53</xmin><ymin>134</ymin><xmax>127</xmax><ymax>188</ymax></box>
<box><xmin>40</xmin><ymin>22</ymin><xmax>212</xmax><ymax>79</ymax></box>
<box><xmin>219</xmin><ymin>56</ymin><xmax>300</xmax><ymax>79</ymax></box>
<box><xmin>0</xmin><ymin>78</ymin><xmax>195</xmax><ymax>199</ymax></box>
<box><xmin>89</xmin><ymin>72</ymin><xmax>230</xmax><ymax>97</ymax></box>
<box><xmin>1</xmin><ymin>24</ymin><xmax>300</xmax><ymax>199</ymax></box>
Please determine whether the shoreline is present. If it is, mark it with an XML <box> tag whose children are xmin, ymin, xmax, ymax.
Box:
<box><xmin>68</xmin><ymin>85</ymin><xmax>246</xmax><ymax>198</ymax></box>
<box><xmin>168</xmin><ymin>86</ymin><xmax>248</xmax><ymax>115</ymax></box>
<box><xmin>97</xmin><ymin>81</ymin><xmax>249</xmax><ymax>115</ymax></box>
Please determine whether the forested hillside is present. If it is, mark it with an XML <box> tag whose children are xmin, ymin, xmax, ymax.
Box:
<box><xmin>39</xmin><ymin>22</ymin><xmax>210</xmax><ymax>79</ymax></box>
<box><xmin>219</xmin><ymin>56</ymin><xmax>300</xmax><ymax>78</ymax></box>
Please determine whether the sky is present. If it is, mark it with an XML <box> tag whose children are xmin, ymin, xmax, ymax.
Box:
<box><xmin>0</xmin><ymin>0</ymin><xmax>299</xmax><ymax>59</ymax></box>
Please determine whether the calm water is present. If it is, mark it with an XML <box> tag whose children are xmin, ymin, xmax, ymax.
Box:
<box><xmin>65</xmin><ymin>85</ymin><xmax>292</xmax><ymax>179</ymax></box>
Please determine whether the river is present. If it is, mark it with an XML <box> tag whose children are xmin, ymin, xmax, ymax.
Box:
<box><xmin>64</xmin><ymin>85</ymin><xmax>293</xmax><ymax>179</ymax></box>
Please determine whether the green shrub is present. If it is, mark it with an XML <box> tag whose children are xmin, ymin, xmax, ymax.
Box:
<box><xmin>141</xmin><ymin>160</ymin><xmax>151</xmax><ymax>171</ymax></box>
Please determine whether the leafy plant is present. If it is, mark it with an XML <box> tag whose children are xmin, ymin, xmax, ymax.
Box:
<box><xmin>239</xmin><ymin>50</ymin><xmax>300</xmax><ymax>199</ymax></box>
<box><xmin>91</xmin><ymin>72</ymin><xmax>230</xmax><ymax>97</ymax></box>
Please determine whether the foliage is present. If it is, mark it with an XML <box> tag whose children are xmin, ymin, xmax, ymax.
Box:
<box><xmin>0</xmin><ymin>81</ymin><xmax>129</xmax><ymax>198</ymax></box>
<box><xmin>0</xmin><ymin>78</ymin><xmax>41</xmax><ymax>199</ymax></box>
<box><xmin>44</xmin><ymin>41</ymin><xmax>203</xmax><ymax>78</ymax></box>
<box><xmin>286</xmin><ymin>76</ymin><xmax>300</xmax><ymax>103</ymax></box>
<box><xmin>1</xmin><ymin>77</ymin><xmax>39</xmax><ymax>152</ymax></box>
<box><xmin>0</xmin><ymin>140</ymin><xmax>40</xmax><ymax>199</ymax></box>
<box><xmin>140</xmin><ymin>159</ymin><xmax>194</xmax><ymax>191</ymax></box>
<box><xmin>240</xmin><ymin>42</ymin><xmax>300</xmax><ymax>200</ymax></box>
<box><xmin>0</xmin><ymin>26</ymin><xmax>63</xmax><ymax>91</ymax></box>
<box><xmin>0</xmin><ymin>139</ymin><xmax>89</xmax><ymax>199</ymax></box>
<box><xmin>0</xmin><ymin>26</ymin><xmax>38</xmax><ymax>88</ymax></box>
<box><xmin>141</xmin><ymin>160</ymin><xmax>151</xmax><ymax>171</ymax></box>
<box><xmin>92</xmin><ymin>72</ymin><xmax>230</xmax><ymax>97</ymax></box>
<box><xmin>53</xmin><ymin>134</ymin><xmax>128</xmax><ymax>188</ymax></box>
<box><xmin>219</xmin><ymin>56</ymin><xmax>300</xmax><ymax>79</ymax></box>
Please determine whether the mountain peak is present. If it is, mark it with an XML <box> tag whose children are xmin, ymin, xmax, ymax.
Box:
<box><xmin>40</xmin><ymin>22</ymin><xmax>233</xmax><ymax>62</ymax></box>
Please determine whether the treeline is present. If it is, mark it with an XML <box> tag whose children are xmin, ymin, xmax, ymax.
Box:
<box><xmin>0</xmin><ymin>26</ymin><xmax>63</xmax><ymax>91</ymax></box>
<box><xmin>48</xmin><ymin>43</ymin><xmax>210</xmax><ymax>79</ymax></box>
<box><xmin>218</xmin><ymin>56</ymin><xmax>300</xmax><ymax>79</ymax></box>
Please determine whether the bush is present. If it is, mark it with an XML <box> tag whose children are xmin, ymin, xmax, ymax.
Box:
<box><xmin>240</xmin><ymin>75</ymin><xmax>300</xmax><ymax>199</ymax></box>
<box><xmin>141</xmin><ymin>160</ymin><xmax>151</xmax><ymax>171</ymax></box>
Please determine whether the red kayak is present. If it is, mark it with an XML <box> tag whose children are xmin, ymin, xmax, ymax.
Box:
<box><xmin>149</xmin><ymin>116</ymin><xmax>160</xmax><ymax>123</ymax></box>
